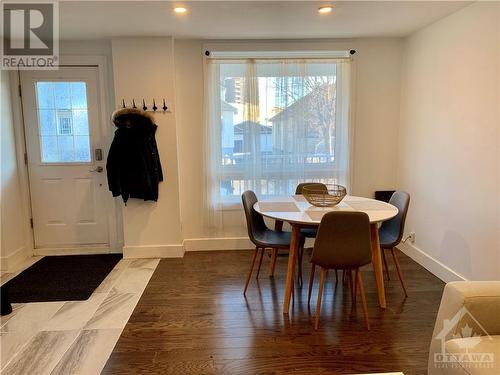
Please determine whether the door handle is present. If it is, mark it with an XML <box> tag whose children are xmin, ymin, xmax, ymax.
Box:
<box><xmin>90</xmin><ymin>166</ymin><xmax>104</xmax><ymax>173</ymax></box>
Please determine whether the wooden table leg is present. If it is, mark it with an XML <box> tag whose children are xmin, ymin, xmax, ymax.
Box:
<box><xmin>274</xmin><ymin>220</ymin><xmax>284</xmax><ymax>231</ymax></box>
<box><xmin>283</xmin><ymin>223</ymin><xmax>300</xmax><ymax>315</ymax></box>
<box><xmin>370</xmin><ymin>223</ymin><xmax>386</xmax><ymax>308</ymax></box>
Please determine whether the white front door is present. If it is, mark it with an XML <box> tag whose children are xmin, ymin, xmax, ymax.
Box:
<box><xmin>21</xmin><ymin>67</ymin><xmax>111</xmax><ymax>250</ymax></box>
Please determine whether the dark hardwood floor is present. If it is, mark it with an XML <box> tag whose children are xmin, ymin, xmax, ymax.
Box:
<box><xmin>103</xmin><ymin>249</ymin><xmax>445</xmax><ymax>374</ymax></box>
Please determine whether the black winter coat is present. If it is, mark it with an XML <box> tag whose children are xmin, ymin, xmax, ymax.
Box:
<box><xmin>106</xmin><ymin>108</ymin><xmax>163</xmax><ymax>203</ymax></box>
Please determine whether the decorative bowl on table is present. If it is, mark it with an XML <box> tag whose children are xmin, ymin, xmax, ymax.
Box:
<box><xmin>302</xmin><ymin>184</ymin><xmax>347</xmax><ymax>207</ymax></box>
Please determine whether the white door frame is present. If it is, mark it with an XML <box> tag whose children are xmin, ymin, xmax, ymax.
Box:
<box><xmin>11</xmin><ymin>55</ymin><xmax>123</xmax><ymax>255</ymax></box>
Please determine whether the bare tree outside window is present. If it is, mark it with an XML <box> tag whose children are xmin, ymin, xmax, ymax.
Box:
<box><xmin>207</xmin><ymin>60</ymin><xmax>349</xmax><ymax>202</ymax></box>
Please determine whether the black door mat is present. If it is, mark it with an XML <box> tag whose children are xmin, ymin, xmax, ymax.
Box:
<box><xmin>1</xmin><ymin>254</ymin><xmax>122</xmax><ymax>304</ymax></box>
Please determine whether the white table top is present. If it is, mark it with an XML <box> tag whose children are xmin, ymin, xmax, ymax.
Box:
<box><xmin>254</xmin><ymin>195</ymin><xmax>398</xmax><ymax>225</ymax></box>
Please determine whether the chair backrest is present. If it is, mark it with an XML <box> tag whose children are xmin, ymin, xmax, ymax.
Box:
<box><xmin>295</xmin><ymin>182</ymin><xmax>328</xmax><ymax>195</ymax></box>
<box><xmin>311</xmin><ymin>211</ymin><xmax>372</xmax><ymax>269</ymax></box>
<box><xmin>379</xmin><ymin>191</ymin><xmax>410</xmax><ymax>246</ymax></box>
<box><xmin>241</xmin><ymin>191</ymin><xmax>267</xmax><ymax>245</ymax></box>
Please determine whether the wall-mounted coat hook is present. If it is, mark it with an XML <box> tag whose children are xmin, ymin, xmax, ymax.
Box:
<box><xmin>117</xmin><ymin>98</ymin><xmax>170</xmax><ymax>113</ymax></box>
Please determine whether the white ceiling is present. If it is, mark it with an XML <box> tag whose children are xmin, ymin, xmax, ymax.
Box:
<box><xmin>59</xmin><ymin>1</ymin><xmax>470</xmax><ymax>40</ymax></box>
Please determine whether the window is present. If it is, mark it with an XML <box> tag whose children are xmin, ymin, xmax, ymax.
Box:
<box><xmin>205</xmin><ymin>56</ymin><xmax>351</xmax><ymax>208</ymax></box>
<box><xmin>36</xmin><ymin>82</ymin><xmax>91</xmax><ymax>163</ymax></box>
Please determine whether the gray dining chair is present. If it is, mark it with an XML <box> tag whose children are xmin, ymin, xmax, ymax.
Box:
<box><xmin>241</xmin><ymin>191</ymin><xmax>304</xmax><ymax>295</ymax></box>
<box><xmin>295</xmin><ymin>183</ymin><xmax>328</xmax><ymax>238</ymax></box>
<box><xmin>291</xmin><ymin>182</ymin><xmax>328</xmax><ymax>287</ymax></box>
<box><xmin>308</xmin><ymin>211</ymin><xmax>372</xmax><ymax>330</ymax></box>
<box><xmin>295</xmin><ymin>182</ymin><xmax>328</xmax><ymax>195</ymax></box>
<box><xmin>379</xmin><ymin>191</ymin><xmax>410</xmax><ymax>297</ymax></box>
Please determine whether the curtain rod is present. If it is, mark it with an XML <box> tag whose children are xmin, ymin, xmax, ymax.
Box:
<box><xmin>205</xmin><ymin>57</ymin><xmax>353</xmax><ymax>61</ymax></box>
<box><xmin>205</xmin><ymin>49</ymin><xmax>356</xmax><ymax>59</ymax></box>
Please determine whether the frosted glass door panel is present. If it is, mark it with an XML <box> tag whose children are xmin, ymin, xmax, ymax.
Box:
<box><xmin>36</xmin><ymin>82</ymin><xmax>91</xmax><ymax>163</ymax></box>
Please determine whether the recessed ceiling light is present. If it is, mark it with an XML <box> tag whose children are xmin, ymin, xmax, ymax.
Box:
<box><xmin>318</xmin><ymin>6</ymin><xmax>334</xmax><ymax>14</ymax></box>
<box><xmin>173</xmin><ymin>7</ymin><xmax>187</xmax><ymax>14</ymax></box>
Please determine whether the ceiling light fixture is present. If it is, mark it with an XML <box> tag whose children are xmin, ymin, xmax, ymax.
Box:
<box><xmin>173</xmin><ymin>7</ymin><xmax>187</xmax><ymax>14</ymax></box>
<box><xmin>318</xmin><ymin>6</ymin><xmax>334</xmax><ymax>14</ymax></box>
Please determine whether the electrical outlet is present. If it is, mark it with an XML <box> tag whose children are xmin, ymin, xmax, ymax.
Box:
<box><xmin>409</xmin><ymin>232</ymin><xmax>416</xmax><ymax>243</ymax></box>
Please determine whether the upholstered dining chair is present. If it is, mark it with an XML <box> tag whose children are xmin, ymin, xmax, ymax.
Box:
<box><xmin>308</xmin><ymin>211</ymin><xmax>372</xmax><ymax>330</ymax></box>
<box><xmin>295</xmin><ymin>182</ymin><xmax>328</xmax><ymax>195</ymax></box>
<box><xmin>292</xmin><ymin>182</ymin><xmax>328</xmax><ymax>287</ymax></box>
<box><xmin>294</xmin><ymin>183</ymin><xmax>328</xmax><ymax>239</ymax></box>
<box><xmin>241</xmin><ymin>190</ymin><xmax>305</xmax><ymax>295</ymax></box>
<box><xmin>379</xmin><ymin>191</ymin><xmax>410</xmax><ymax>297</ymax></box>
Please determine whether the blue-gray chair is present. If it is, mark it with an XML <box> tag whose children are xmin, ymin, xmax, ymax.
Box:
<box><xmin>379</xmin><ymin>191</ymin><xmax>410</xmax><ymax>297</ymax></box>
<box><xmin>241</xmin><ymin>191</ymin><xmax>304</xmax><ymax>294</ymax></box>
<box><xmin>295</xmin><ymin>182</ymin><xmax>328</xmax><ymax>240</ymax></box>
<box><xmin>293</xmin><ymin>183</ymin><xmax>329</xmax><ymax>286</ymax></box>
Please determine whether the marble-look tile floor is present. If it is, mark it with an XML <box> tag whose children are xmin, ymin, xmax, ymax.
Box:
<box><xmin>0</xmin><ymin>256</ymin><xmax>159</xmax><ymax>374</ymax></box>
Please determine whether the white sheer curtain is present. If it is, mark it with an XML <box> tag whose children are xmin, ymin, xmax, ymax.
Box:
<box><xmin>204</xmin><ymin>57</ymin><xmax>352</xmax><ymax>233</ymax></box>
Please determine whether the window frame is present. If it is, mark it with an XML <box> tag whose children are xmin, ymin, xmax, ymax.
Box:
<box><xmin>204</xmin><ymin>50</ymin><xmax>354</xmax><ymax>210</ymax></box>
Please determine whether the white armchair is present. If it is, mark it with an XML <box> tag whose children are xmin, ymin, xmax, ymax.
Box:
<box><xmin>428</xmin><ymin>281</ymin><xmax>500</xmax><ymax>375</ymax></box>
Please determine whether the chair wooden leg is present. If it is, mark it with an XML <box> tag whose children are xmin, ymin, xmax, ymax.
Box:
<box><xmin>244</xmin><ymin>247</ymin><xmax>259</xmax><ymax>295</ymax></box>
<box><xmin>255</xmin><ymin>248</ymin><xmax>265</xmax><ymax>279</ymax></box>
<box><xmin>308</xmin><ymin>264</ymin><xmax>316</xmax><ymax>307</ymax></box>
<box><xmin>346</xmin><ymin>269</ymin><xmax>355</xmax><ymax>304</ymax></box>
<box><xmin>356</xmin><ymin>269</ymin><xmax>370</xmax><ymax>331</ymax></box>
<box><xmin>382</xmin><ymin>249</ymin><xmax>390</xmax><ymax>280</ymax></box>
<box><xmin>353</xmin><ymin>269</ymin><xmax>358</xmax><ymax>305</ymax></box>
<box><xmin>391</xmin><ymin>248</ymin><xmax>408</xmax><ymax>297</ymax></box>
<box><xmin>335</xmin><ymin>269</ymin><xmax>338</xmax><ymax>284</ymax></box>
<box><xmin>297</xmin><ymin>246</ymin><xmax>303</xmax><ymax>288</ymax></box>
<box><xmin>269</xmin><ymin>248</ymin><xmax>278</xmax><ymax>277</ymax></box>
<box><xmin>274</xmin><ymin>220</ymin><xmax>283</xmax><ymax>232</ymax></box>
<box><xmin>314</xmin><ymin>268</ymin><xmax>327</xmax><ymax>330</ymax></box>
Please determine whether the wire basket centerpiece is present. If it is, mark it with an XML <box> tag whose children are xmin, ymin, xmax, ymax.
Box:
<box><xmin>302</xmin><ymin>184</ymin><xmax>347</xmax><ymax>207</ymax></box>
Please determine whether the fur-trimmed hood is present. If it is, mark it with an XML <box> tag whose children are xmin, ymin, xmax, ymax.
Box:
<box><xmin>111</xmin><ymin>108</ymin><xmax>156</xmax><ymax>127</ymax></box>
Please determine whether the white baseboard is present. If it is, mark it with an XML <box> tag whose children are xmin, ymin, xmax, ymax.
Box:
<box><xmin>398</xmin><ymin>241</ymin><xmax>467</xmax><ymax>283</ymax></box>
<box><xmin>34</xmin><ymin>246</ymin><xmax>110</xmax><ymax>256</ymax></box>
<box><xmin>183</xmin><ymin>237</ymin><xmax>253</xmax><ymax>252</ymax></box>
<box><xmin>0</xmin><ymin>246</ymin><xmax>30</xmax><ymax>272</ymax></box>
<box><xmin>123</xmin><ymin>244</ymin><xmax>185</xmax><ymax>258</ymax></box>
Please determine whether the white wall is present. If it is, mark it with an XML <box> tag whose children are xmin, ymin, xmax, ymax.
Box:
<box><xmin>1</xmin><ymin>71</ymin><xmax>30</xmax><ymax>270</ymax></box>
<box><xmin>398</xmin><ymin>2</ymin><xmax>500</xmax><ymax>281</ymax></box>
<box><xmin>111</xmin><ymin>37</ymin><xmax>184</xmax><ymax>257</ymax></box>
<box><xmin>175</xmin><ymin>38</ymin><xmax>404</xmax><ymax>243</ymax></box>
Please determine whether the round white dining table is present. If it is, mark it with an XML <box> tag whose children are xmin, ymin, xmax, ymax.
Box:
<box><xmin>254</xmin><ymin>195</ymin><xmax>398</xmax><ymax>314</ymax></box>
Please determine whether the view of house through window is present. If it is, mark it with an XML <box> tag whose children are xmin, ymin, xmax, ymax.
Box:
<box><xmin>206</xmin><ymin>58</ymin><xmax>351</xmax><ymax>205</ymax></box>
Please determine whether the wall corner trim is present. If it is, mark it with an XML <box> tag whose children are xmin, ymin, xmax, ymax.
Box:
<box><xmin>0</xmin><ymin>246</ymin><xmax>29</xmax><ymax>272</ymax></box>
<box><xmin>123</xmin><ymin>244</ymin><xmax>185</xmax><ymax>258</ymax></box>
<box><xmin>397</xmin><ymin>242</ymin><xmax>468</xmax><ymax>283</ymax></box>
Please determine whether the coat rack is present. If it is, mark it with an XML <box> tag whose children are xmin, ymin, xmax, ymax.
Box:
<box><xmin>118</xmin><ymin>98</ymin><xmax>170</xmax><ymax>113</ymax></box>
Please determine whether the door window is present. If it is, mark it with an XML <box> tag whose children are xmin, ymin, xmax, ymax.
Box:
<box><xmin>36</xmin><ymin>82</ymin><xmax>91</xmax><ymax>163</ymax></box>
